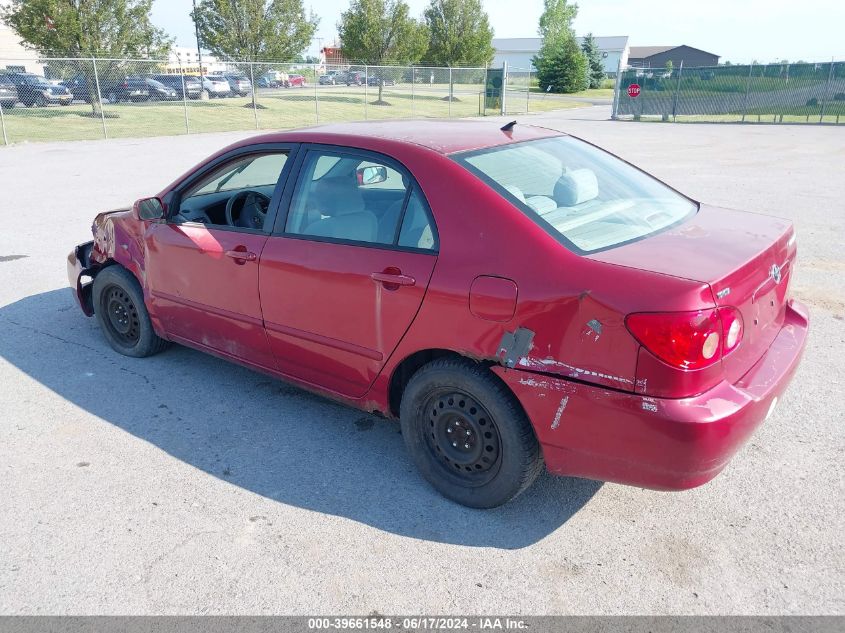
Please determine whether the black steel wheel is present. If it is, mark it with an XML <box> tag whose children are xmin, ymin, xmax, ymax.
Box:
<box><xmin>92</xmin><ymin>265</ymin><xmax>169</xmax><ymax>358</ymax></box>
<box><xmin>424</xmin><ymin>390</ymin><xmax>501</xmax><ymax>485</ymax></box>
<box><xmin>400</xmin><ymin>357</ymin><xmax>543</xmax><ymax>508</ymax></box>
<box><xmin>100</xmin><ymin>284</ymin><xmax>141</xmax><ymax>348</ymax></box>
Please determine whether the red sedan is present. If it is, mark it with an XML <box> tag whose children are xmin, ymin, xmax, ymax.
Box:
<box><xmin>67</xmin><ymin>121</ymin><xmax>808</xmax><ymax>508</ymax></box>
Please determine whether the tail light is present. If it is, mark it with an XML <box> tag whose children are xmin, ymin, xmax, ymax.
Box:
<box><xmin>625</xmin><ymin>307</ymin><xmax>744</xmax><ymax>370</ymax></box>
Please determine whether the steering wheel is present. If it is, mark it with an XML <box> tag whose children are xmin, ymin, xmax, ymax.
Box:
<box><xmin>225</xmin><ymin>190</ymin><xmax>271</xmax><ymax>229</ymax></box>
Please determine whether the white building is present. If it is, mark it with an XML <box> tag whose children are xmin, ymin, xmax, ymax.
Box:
<box><xmin>492</xmin><ymin>36</ymin><xmax>630</xmax><ymax>75</ymax></box>
<box><xmin>0</xmin><ymin>8</ymin><xmax>42</xmax><ymax>74</ymax></box>
<box><xmin>165</xmin><ymin>45</ymin><xmax>228</xmax><ymax>75</ymax></box>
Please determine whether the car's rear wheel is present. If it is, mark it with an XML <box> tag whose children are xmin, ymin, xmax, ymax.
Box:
<box><xmin>93</xmin><ymin>265</ymin><xmax>168</xmax><ymax>358</ymax></box>
<box><xmin>107</xmin><ymin>92</ymin><xmax>118</xmax><ymax>104</ymax></box>
<box><xmin>400</xmin><ymin>357</ymin><xmax>543</xmax><ymax>508</ymax></box>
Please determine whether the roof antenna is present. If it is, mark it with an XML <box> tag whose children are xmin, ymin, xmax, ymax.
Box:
<box><xmin>500</xmin><ymin>120</ymin><xmax>517</xmax><ymax>132</ymax></box>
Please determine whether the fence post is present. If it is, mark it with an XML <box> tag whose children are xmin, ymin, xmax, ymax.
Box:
<box><xmin>671</xmin><ymin>60</ymin><xmax>683</xmax><ymax>122</ymax></box>
<box><xmin>611</xmin><ymin>56</ymin><xmax>623</xmax><ymax>119</ymax></box>
<box><xmin>448</xmin><ymin>67</ymin><xmax>452</xmax><ymax>117</ymax></box>
<box><xmin>501</xmin><ymin>61</ymin><xmax>507</xmax><ymax>115</ymax></box>
<box><xmin>249</xmin><ymin>63</ymin><xmax>258</xmax><ymax>129</ymax></box>
<box><xmin>364</xmin><ymin>64</ymin><xmax>368</xmax><ymax>120</ymax></box>
<box><xmin>819</xmin><ymin>61</ymin><xmax>835</xmax><ymax>123</ymax></box>
<box><xmin>741</xmin><ymin>61</ymin><xmax>754</xmax><ymax>122</ymax></box>
<box><xmin>314</xmin><ymin>63</ymin><xmax>319</xmax><ymax>123</ymax></box>
<box><xmin>483</xmin><ymin>67</ymin><xmax>488</xmax><ymax>116</ymax></box>
<box><xmin>411</xmin><ymin>67</ymin><xmax>415</xmax><ymax>115</ymax></box>
<box><xmin>178</xmin><ymin>56</ymin><xmax>190</xmax><ymax>134</ymax></box>
<box><xmin>0</xmin><ymin>100</ymin><xmax>7</xmax><ymax>145</ymax></box>
<box><xmin>92</xmin><ymin>56</ymin><xmax>107</xmax><ymax>139</ymax></box>
<box><xmin>526</xmin><ymin>70</ymin><xmax>531</xmax><ymax>113</ymax></box>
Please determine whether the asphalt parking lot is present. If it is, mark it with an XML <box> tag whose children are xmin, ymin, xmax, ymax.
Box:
<box><xmin>0</xmin><ymin>107</ymin><xmax>843</xmax><ymax>615</ymax></box>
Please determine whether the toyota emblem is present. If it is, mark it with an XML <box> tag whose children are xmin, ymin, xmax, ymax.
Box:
<box><xmin>770</xmin><ymin>263</ymin><xmax>782</xmax><ymax>284</ymax></box>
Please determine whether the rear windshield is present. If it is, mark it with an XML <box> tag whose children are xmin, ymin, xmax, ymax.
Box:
<box><xmin>452</xmin><ymin>136</ymin><xmax>697</xmax><ymax>254</ymax></box>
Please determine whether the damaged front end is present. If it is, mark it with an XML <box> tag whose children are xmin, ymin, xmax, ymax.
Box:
<box><xmin>66</xmin><ymin>240</ymin><xmax>98</xmax><ymax>316</ymax></box>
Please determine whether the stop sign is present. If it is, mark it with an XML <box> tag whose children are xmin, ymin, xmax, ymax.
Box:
<box><xmin>627</xmin><ymin>83</ymin><xmax>641</xmax><ymax>98</ymax></box>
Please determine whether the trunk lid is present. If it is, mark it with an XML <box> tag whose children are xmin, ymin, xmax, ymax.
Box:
<box><xmin>589</xmin><ymin>204</ymin><xmax>796</xmax><ymax>382</ymax></box>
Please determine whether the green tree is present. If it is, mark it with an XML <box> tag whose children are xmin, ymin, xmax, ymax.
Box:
<box><xmin>423</xmin><ymin>0</ymin><xmax>494</xmax><ymax>66</ymax></box>
<box><xmin>580</xmin><ymin>32</ymin><xmax>604</xmax><ymax>88</ymax></box>
<box><xmin>534</xmin><ymin>36</ymin><xmax>587</xmax><ymax>93</ymax></box>
<box><xmin>338</xmin><ymin>0</ymin><xmax>428</xmax><ymax>104</ymax></box>
<box><xmin>193</xmin><ymin>0</ymin><xmax>318</xmax><ymax>65</ymax></box>
<box><xmin>1</xmin><ymin>0</ymin><xmax>171</xmax><ymax>114</ymax></box>
<box><xmin>532</xmin><ymin>0</ymin><xmax>586</xmax><ymax>93</ymax></box>
<box><xmin>537</xmin><ymin>0</ymin><xmax>577</xmax><ymax>48</ymax></box>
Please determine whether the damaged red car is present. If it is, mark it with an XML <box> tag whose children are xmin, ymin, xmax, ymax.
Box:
<box><xmin>67</xmin><ymin>121</ymin><xmax>808</xmax><ymax>508</ymax></box>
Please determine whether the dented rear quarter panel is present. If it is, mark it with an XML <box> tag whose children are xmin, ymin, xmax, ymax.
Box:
<box><xmin>367</xmin><ymin>147</ymin><xmax>715</xmax><ymax>410</ymax></box>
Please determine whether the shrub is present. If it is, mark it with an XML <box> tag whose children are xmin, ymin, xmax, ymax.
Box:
<box><xmin>833</xmin><ymin>92</ymin><xmax>845</xmax><ymax>101</ymax></box>
<box><xmin>806</xmin><ymin>97</ymin><xmax>819</xmax><ymax>107</ymax></box>
<box><xmin>533</xmin><ymin>37</ymin><xmax>589</xmax><ymax>94</ymax></box>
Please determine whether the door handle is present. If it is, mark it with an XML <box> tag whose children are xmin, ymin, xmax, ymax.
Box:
<box><xmin>371</xmin><ymin>271</ymin><xmax>416</xmax><ymax>287</ymax></box>
<box><xmin>224</xmin><ymin>248</ymin><xmax>257</xmax><ymax>262</ymax></box>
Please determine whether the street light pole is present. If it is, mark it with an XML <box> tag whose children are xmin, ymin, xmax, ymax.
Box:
<box><xmin>192</xmin><ymin>0</ymin><xmax>204</xmax><ymax>82</ymax></box>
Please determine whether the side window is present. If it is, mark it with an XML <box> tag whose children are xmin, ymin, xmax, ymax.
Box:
<box><xmin>176</xmin><ymin>152</ymin><xmax>288</xmax><ymax>228</ymax></box>
<box><xmin>285</xmin><ymin>151</ymin><xmax>407</xmax><ymax>245</ymax></box>
<box><xmin>398</xmin><ymin>188</ymin><xmax>438</xmax><ymax>251</ymax></box>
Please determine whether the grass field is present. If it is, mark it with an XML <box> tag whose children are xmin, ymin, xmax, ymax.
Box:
<box><xmin>0</xmin><ymin>83</ymin><xmax>585</xmax><ymax>145</ymax></box>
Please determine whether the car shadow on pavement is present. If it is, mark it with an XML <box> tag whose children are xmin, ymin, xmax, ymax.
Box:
<box><xmin>0</xmin><ymin>289</ymin><xmax>602</xmax><ymax>549</ymax></box>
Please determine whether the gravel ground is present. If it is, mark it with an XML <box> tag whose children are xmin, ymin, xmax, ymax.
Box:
<box><xmin>0</xmin><ymin>107</ymin><xmax>843</xmax><ymax>615</ymax></box>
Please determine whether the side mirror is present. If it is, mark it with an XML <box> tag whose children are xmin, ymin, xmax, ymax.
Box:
<box><xmin>135</xmin><ymin>196</ymin><xmax>165</xmax><ymax>220</ymax></box>
<box><xmin>357</xmin><ymin>165</ymin><xmax>388</xmax><ymax>186</ymax></box>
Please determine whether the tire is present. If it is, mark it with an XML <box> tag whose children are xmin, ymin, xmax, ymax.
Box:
<box><xmin>399</xmin><ymin>357</ymin><xmax>543</xmax><ymax>508</ymax></box>
<box><xmin>107</xmin><ymin>92</ymin><xmax>118</xmax><ymax>104</ymax></box>
<box><xmin>92</xmin><ymin>265</ymin><xmax>168</xmax><ymax>358</ymax></box>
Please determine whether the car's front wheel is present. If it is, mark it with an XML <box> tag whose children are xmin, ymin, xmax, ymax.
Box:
<box><xmin>400</xmin><ymin>357</ymin><xmax>543</xmax><ymax>508</ymax></box>
<box><xmin>92</xmin><ymin>265</ymin><xmax>168</xmax><ymax>358</ymax></box>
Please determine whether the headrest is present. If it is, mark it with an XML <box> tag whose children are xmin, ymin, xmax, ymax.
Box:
<box><xmin>554</xmin><ymin>168</ymin><xmax>599</xmax><ymax>207</ymax></box>
<box><xmin>311</xmin><ymin>176</ymin><xmax>364</xmax><ymax>216</ymax></box>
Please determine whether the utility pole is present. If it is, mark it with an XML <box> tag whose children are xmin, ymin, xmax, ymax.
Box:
<box><xmin>192</xmin><ymin>0</ymin><xmax>204</xmax><ymax>82</ymax></box>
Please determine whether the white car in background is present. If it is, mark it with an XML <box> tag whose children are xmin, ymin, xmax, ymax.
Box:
<box><xmin>202</xmin><ymin>75</ymin><xmax>231</xmax><ymax>98</ymax></box>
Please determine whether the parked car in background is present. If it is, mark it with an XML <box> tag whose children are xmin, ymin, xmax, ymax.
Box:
<box><xmin>261</xmin><ymin>70</ymin><xmax>289</xmax><ymax>87</ymax></box>
<box><xmin>0</xmin><ymin>76</ymin><xmax>18</xmax><ymax>108</ymax></box>
<box><xmin>367</xmin><ymin>75</ymin><xmax>396</xmax><ymax>87</ymax></box>
<box><xmin>66</xmin><ymin>120</ymin><xmax>809</xmax><ymax>508</ymax></box>
<box><xmin>318</xmin><ymin>72</ymin><xmax>338</xmax><ymax>85</ymax></box>
<box><xmin>149</xmin><ymin>74</ymin><xmax>202</xmax><ymax>100</ymax></box>
<box><xmin>202</xmin><ymin>75</ymin><xmax>232</xmax><ymax>98</ymax></box>
<box><xmin>339</xmin><ymin>70</ymin><xmax>364</xmax><ymax>86</ymax></box>
<box><xmin>5</xmin><ymin>72</ymin><xmax>72</xmax><ymax>107</ymax></box>
<box><xmin>144</xmin><ymin>78</ymin><xmax>179</xmax><ymax>101</ymax></box>
<box><xmin>62</xmin><ymin>73</ymin><xmax>149</xmax><ymax>104</ymax></box>
<box><xmin>223</xmin><ymin>74</ymin><xmax>252</xmax><ymax>96</ymax></box>
<box><xmin>285</xmin><ymin>74</ymin><xmax>307</xmax><ymax>88</ymax></box>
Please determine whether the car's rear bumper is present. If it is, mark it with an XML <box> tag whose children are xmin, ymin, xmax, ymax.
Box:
<box><xmin>67</xmin><ymin>241</ymin><xmax>96</xmax><ymax>316</ymax></box>
<box><xmin>493</xmin><ymin>299</ymin><xmax>809</xmax><ymax>490</ymax></box>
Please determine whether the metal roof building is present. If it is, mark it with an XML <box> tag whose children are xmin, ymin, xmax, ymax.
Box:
<box><xmin>492</xmin><ymin>36</ymin><xmax>630</xmax><ymax>74</ymax></box>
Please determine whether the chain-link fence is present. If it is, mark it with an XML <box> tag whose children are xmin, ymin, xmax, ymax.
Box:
<box><xmin>613</xmin><ymin>60</ymin><xmax>845</xmax><ymax>123</ymax></box>
<box><xmin>0</xmin><ymin>57</ymin><xmax>546</xmax><ymax>145</ymax></box>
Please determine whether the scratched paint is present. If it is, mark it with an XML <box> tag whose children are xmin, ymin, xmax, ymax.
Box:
<box><xmin>641</xmin><ymin>397</ymin><xmax>658</xmax><ymax>413</ymax></box>
<box><xmin>551</xmin><ymin>396</ymin><xmax>569</xmax><ymax>429</ymax></box>
<box><xmin>518</xmin><ymin>356</ymin><xmax>634</xmax><ymax>387</ymax></box>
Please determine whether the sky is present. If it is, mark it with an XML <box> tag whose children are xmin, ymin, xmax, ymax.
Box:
<box><xmin>151</xmin><ymin>0</ymin><xmax>845</xmax><ymax>64</ymax></box>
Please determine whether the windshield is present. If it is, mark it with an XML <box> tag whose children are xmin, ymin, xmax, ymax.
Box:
<box><xmin>453</xmin><ymin>136</ymin><xmax>697</xmax><ymax>254</ymax></box>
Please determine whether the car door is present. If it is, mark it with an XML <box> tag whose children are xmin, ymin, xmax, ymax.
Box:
<box><xmin>259</xmin><ymin>146</ymin><xmax>439</xmax><ymax>398</ymax></box>
<box><xmin>144</xmin><ymin>145</ymin><xmax>297</xmax><ymax>370</ymax></box>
